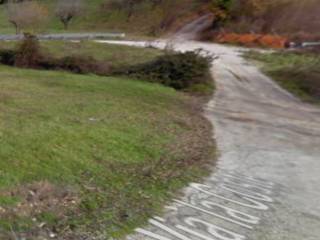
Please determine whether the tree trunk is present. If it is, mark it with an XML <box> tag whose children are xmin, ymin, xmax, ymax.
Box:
<box><xmin>10</xmin><ymin>21</ymin><xmax>19</xmax><ymax>34</ymax></box>
<box><xmin>62</xmin><ymin>19</ymin><xmax>69</xmax><ymax>30</ymax></box>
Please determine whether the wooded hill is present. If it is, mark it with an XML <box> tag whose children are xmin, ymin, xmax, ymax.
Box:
<box><xmin>0</xmin><ymin>0</ymin><xmax>319</xmax><ymax>40</ymax></box>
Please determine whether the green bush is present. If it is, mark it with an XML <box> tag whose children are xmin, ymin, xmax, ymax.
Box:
<box><xmin>117</xmin><ymin>50</ymin><xmax>214</xmax><ymax>90</ymax></box>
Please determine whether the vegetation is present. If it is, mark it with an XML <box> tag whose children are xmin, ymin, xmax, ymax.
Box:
<box><xmin>246</xmin><ymin>50</ymin><xmax>320</xmax><ymax>104</ymax></box>
<box><xmin>14</xmin><ymin>33</ymin><xmax>42</xmax><ymax>68</ymax></box>
<box><xmin>55</xmin><ymin>0</ymin><xmax>83</xmax><ymax>30</ymax></box>
<box><xmin>0</xmin><ymin>34</ymin><xmax>215</xmax><ymax>239</ymax></box>
<box><xmin>208</xmin><ymin>0</ymin><xmax>233</xmax><ymax>28</ymax></box>
<box><xmin>0</xmin><ymin>65</ymin><xmax>215</xmax><ymax>239</ymax></box>
<box><xmin>0</xmin><ymin>31</ymin><xmax>216</xmax><ymax>238</ymax></box>
<box><xmin>0</xmin><ymin>0</ymin><xmax>207</xmax><ymax>36</ymax></box>
<box><xmin>208</xmin><ymin>0</ymin><xmax>320</xmax><ymax>38</ymax></box>
<box><xmin>118</xmin><ymin>49</ymin><xmax>214</xmax><ymax>93</ymax></box>
<box><xmin>0</xmin><ymin>36</ymin><xmax>214</xmax><ymax>93</ymax></box>
<box><xmin>0</xmin><ymin>0</ymin><xmax>319</xmax><ymax>40</ymax></box>
<box><xmin>29</xmin><ymin>40</ymin><xmax>162</xmax><ymax>67</ymax></box>
<box><xmin>0</xmin><ymin>37</ymin><xmax>162</xmax><ymax>68</ymax></box>
<box><xmin>7</xmin><ymin>0</ymin><xmax>49</xmax><ymax>34</ymax></box>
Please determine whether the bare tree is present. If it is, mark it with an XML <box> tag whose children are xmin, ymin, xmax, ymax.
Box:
<box><xmin>103</xmin><ymin>0</ymin><xmax>143</xmax><ymax>22</ymax></box>
<box><xmin>125</xmin><ymin>0</ymin><xmax>141</xmax><ymax>22</ymax></box>
<box><xmin>7</xmin><ymin>0</ymin><xmax>48</xmax><ymax>34</ymax></box>
<box><xmin>56</xmin><ymin>0</ymin><xmax>83</xmax><ymax>30</ymax></box>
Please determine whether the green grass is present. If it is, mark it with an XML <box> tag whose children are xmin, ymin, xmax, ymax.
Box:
<box><xmin>41</xmin><ymin>41</ymin><xmax>163</xmax><ymax>67</ymax></box>
<box><xmin>0</xmin><ymin>40</ymin><xmax>163</xmax><ymax>68</ymax></box>
<box><xmin>0</xmin><ymin>3</ymin><xmax>12</xmax><ymax>34</ymax></box>
<box><xmin>246</xmin><ymin>51</ymin><xmax>320</xmax><ymax>104</ymax></box>
<box><xmin>0</xmin><ymin>0</ymin><xmax>107</xmax><ymax>34</ymax></box>
<box><xmin>0</xmin><ymin>65</ymin><xmax>214</xmax><ymax>238</ymax></box>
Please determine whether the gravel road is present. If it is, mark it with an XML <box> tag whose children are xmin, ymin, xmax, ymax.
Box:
<box><xmin>100</xmin><ymin>40</ymin><xmax>320</xmax><ymax>240</ymax></box>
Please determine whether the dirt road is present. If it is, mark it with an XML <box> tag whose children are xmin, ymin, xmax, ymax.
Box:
<box><xmin>101</xmin><ymin>40</ymin><xmax>320</xmax><ymax>240</ymax></box>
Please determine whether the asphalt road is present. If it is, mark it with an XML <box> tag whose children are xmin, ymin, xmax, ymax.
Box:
<box><xmin>100</xmin><ymin>40</ymin><xmax>320</xmax><ymax>240</ymax></box>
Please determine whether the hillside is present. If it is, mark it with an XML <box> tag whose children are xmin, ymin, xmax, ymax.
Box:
<box><xmin>0</xmin><ymin>0</ymin><xmax>207</xmax><ymax>36</ymax></box>
<box><xmin>224</xmin><ymin>0</ymin><xmax>320</xmax><ymax>40</ymax></box>
<box><xmin>0</xmin><ymin>40</ymin><xmax>215</xmax><ymax>239</ymax></box>
<box><xmin>0</xmin><ymin>0</ymin><xmax>319</xmax><ymax>41</ymax></box>
<box><xmin>0</xmin><ymin>1</ymin><xmax>320</xmax><ymax>239</ymax></box>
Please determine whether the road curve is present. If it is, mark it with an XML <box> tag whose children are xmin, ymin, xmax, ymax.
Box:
<box><xmin>101</xmin><ymin>40</ymin><xmax>320</xmax><ymax>240</ymax></box>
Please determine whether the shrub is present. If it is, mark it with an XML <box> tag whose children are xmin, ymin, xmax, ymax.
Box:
<box><xmin>0</xmin><ymin>36</ymin><xmax>112</xmax><ymax>76</ymax></box>
<box><xmin>0</xmin><ymin>49</ymin><xmax>16</xmax><ymax>66</ymax></box>
<box><xmin>117</xmin><ymin>50</ymin><xmax>214</xmax><ymax>90</ymax></box>
<box><xmin>0</xmin><ymin>39</ymin><xmax>212</xmax><ymax>94</ymax></box>
<box><xmin>56</xmin><ymin>56</ymin><xmax>102</xmax><ymax>74</ymax></box>
<box><xmin>15</xmin><ymin>33</ymin><xmax>42</xmax><ymax>68</ymax></box>
<box><xmin>61</xmin><ymin>56</ymin><xmax>111</xmax><ymax>75</ymax></box>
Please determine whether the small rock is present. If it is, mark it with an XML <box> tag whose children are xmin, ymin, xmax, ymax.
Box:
<box><xmin>49</xmin><ymin>232</ymin><xmax>56</xmax><ymax>238</ymax></box>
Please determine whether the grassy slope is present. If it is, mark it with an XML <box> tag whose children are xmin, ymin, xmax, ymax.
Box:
<box><xmin>0</xmin><ymin>0</ymin><xmax>202</xmax><ymax>36</ymax></box>
<box><xmin>0</xmin><ymin>42</ymin><xmax>215</xmax><ymax>238</ymax></box>
<box><xmin>246</xmin><ymin>51</ymin><xmax>320</xmax><ymax>104</ymax></box>
<box><xmin>0</xmin><ymin>66</ymin><xmax>214</xmax><ymax>238</ymax></box>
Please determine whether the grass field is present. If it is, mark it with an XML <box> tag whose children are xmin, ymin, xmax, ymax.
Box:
<box><xmin>0</xmin><ymin>40</ymin><xmax>163</xmax><ymax>68</ymax></box>
<box><xmin>246</xmin><ymin>50</ymin><xmax>320</xmax><ymax>104</ymax></box>
<box><xmin>0</xmin><ymin>41</ymin><xmax>215</xmax><ymax>239</ymax></box>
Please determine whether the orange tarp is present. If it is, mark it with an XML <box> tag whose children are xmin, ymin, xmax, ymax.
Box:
<box><xmin>215</xmin><ymin>33</ymin><xmax>288</xmax><ymax>49</ymax></box>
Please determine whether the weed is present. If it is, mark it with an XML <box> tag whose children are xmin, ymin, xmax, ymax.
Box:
<box><xmin>15</xmin><ymin>33</ymin><xmax>42</xmax><ymax>68</ymax></box>
<box><xmin>246</xmin><ymin>51</ymin><xmax>320</xmax><ymax>103</ymax></box>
